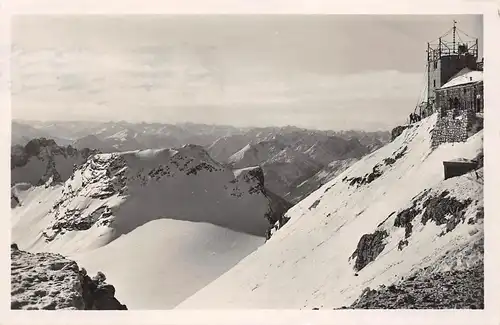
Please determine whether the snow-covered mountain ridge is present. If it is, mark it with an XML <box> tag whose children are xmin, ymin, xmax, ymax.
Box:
<box><xmin>176</xmin><ymin>113</ymin><xmax>483</xmax><ymax>309</ymax></box>
<box><xmin>13</xmin><ymin>144</ymin><xmax>283</xmax><ymax>253</ymax></box>
<box><xmin>11</xmin><ymin>143</ymin><xmax>290</xmax><ymax>308</ymax></box>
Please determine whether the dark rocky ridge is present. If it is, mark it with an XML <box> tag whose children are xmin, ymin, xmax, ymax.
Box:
<box><xmin>343</xmin><ymin>263</ymin><xmax>483</xmax><ymax>309</ymax></box>
<box><xmin>11</xmin><ymin>138</ymin><xmax>96</xmax><ymax>169</ymax></box>
<box><xmin>11</xmin><ymin>245</ymin><xmax>127</xmax><ymax>310</ymax></box>
<box><xmin>11</xmin><ymin>137</ymin><xmax>99</xmax><ymax>187</ymax></box>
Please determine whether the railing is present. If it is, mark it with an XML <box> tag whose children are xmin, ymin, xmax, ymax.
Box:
<box><xmin>427</xmin><ymin>40</ymin><xmax>479</xmax><ymax>61</ymax></box>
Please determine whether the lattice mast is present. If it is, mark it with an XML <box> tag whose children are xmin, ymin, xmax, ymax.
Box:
<box><xmin>425</xmin><ymin>21</ymin><xmax>479</xmax><ymax>106</ymax></box>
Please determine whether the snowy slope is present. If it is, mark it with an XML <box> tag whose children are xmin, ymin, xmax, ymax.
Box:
<box><xmin>176</xmin><ymin>114</ymin><xmax>483</xmax><ymax>309</ymax></box>
<box><xmin>72</xmin><ymin>218</ymin><xmax>264</xmax><ymax>309</ymax></box>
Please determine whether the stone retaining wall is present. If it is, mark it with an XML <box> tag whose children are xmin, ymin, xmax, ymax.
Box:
<box><xmin>431</xmin><ymin>109</ymin><xmax>475</xmax><ymax>148</ymax></box>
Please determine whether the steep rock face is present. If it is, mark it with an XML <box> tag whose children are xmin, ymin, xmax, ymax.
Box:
<box><xmin>11</xmin><ymin>138</ymin><xmax>98</xmax><ymax>186</ymax></box>
<box><xmin>10</xmin><ymin>245</ymin><xmax>127</xmax><ymax>310</ymax></box>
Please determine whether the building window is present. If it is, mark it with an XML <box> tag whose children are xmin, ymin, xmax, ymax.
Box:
<box><xmin>433</xmin><ymin>80</ymin><xmax>436</xmax><ymax>88</ymax></box>
<box><xmin>433</xmin><ymin>61</ymin><xmax>438</xmax><ymax>69</ymax></box>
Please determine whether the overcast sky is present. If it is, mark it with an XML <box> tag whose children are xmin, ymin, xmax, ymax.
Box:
<box><xmin>11</xmin><ymin>15</ymin><xmax>483</xmax><ymax>131</ymax></box>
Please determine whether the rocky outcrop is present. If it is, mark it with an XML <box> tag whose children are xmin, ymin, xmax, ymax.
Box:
<box><xmin>391</xmin><ymin>125</ymin><xmax>413</xmax><ymax>141</ymax></box>
<box><xmin>350</xmin><ymin>230</ymin><xmax>389</xmax><ymax>272</ymax></box>
<box><xmin>11</xmin><ymin>245</ymin><xmax>127</xmax><ymax>310</ymax></box>
<box><xmin>343</xmin><ymin>146</ymin><xmax>408</xmax><ymax>188</ymax></box>
<box><xmin>80</xmin><ymin>269</ymin><xmax>127</xmax><ymax>310</ymax></box>
<box><xmin>344</xmin><ymin>263</ymin><xmax>483</xmax><ymax>309</ymax></box>
<box><xmin>12</xmin><ymin>138</ymin><xmax>93</xmax><ymax>169</ymax></box>
<box><xmin>11</xmin><ymin>193</ymin><xmax>20</xmax><ymax>208</ymax></box>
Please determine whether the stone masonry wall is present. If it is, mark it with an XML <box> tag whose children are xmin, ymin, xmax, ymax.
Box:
<box><xmin>431</xmin><ymin>109</ymin><xmax>471</xmax><ymax>148</ymax></box>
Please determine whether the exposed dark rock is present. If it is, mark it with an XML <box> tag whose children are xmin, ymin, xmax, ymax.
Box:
<box><xmin>11</xmin><ymin>248</ymin><xmax>127</xmax><ymax>310</ymax></box>
<box><xmin>421</xmin><ymin>195</ymin><xmax>472</xmax><ymax>229</ymax></box>
<box><xmin>393</xmin><ymin>189</ymin><xmax>474</xmax><ymax>243</ymax></box>
<box><xmin>345</xmin><ymin>263</ymin><xmax>484</xmax><ymax>309</ymax></box>
<box><xmin>344</xmin><ymin>165</ymin><xmax>383</xmax><ymax>188</ymax></box>
<box><xmin>263</xmin><ymin>189</ymin><xmax>292</xmax><ymax>226</ymax></box>
<box><xmin>473</xmin><ymin>151</ymin><xmax>484</xmax><ymax>169</ymax></box>
<box><xmin>350</xmin><ymin>230</ymin><xmax>389</xmax><ymax>271</ymax></box>
<box><xmin>475</xmin><ymin>207</ymin><xmax>484</xmax><ymax>221</ymax></box>
<box><xmin>11</xmin><ymin>193</ymin><xmax>21</xmax><ymax>208</ymax></box>
<box><xmin>391</xmin><ymin>125</ymin><xmax>412</xmax><ymax>141</ymax></box>
<box><xmin>394</xmin><ymin>146</ymin><xmax>408</xmax><ymax>161</ymax></box>
<box><xmin>398</xmin><ymin>239</ymin><xmax>409</xmax><ymax>250</ymax></box>
<box><xmin>383</xmin><ymin>146</ymin><xmax>408</xmax><ymax>166</ymax></box>
<box><xmin>186</xmin><ymin>162</ymin><xmax>220</xmax><ymax>175</ymax></box>
<box><xmin>309</xmin><ymin>199</ymin><xmax>321</xmax><ymax>210</ymax></box>
<box><xmin>265</xmin><ymin>214</ymin><xmax>291</xmax><ymax>241</ymax></box>
<box><xmin>344</xmin><ymin>144</ymin><xmax>409</xmax><ymax>188</ymax></box>
<box><xmin>393</xmin><ymin>206</ymin><xmax>421</xmax><ymax>238</ymax></box>
<box><xmin>80</xmin><ymin>269</ymin><xmax>127</xmax><ymax>310</ymax></box>
<box><xmin>11</xmin><ymin>137</ymin><xmax>100</xmax><ymax>186</ymax></box>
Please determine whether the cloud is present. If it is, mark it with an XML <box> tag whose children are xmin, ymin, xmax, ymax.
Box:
<box><xmin>14</xmin><ymin>14</ymin><xmax>474</xmax><ymax>130</ymax></box>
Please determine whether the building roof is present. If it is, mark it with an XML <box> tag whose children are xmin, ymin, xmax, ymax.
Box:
<box><xmin>440</xmin><ymin>68</ymin><xmax>483</xmax><ymax>90</ymax></box>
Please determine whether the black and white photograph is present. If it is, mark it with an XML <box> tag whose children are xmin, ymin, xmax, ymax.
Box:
<box><xmin>8</xmin><ymin>12</ymin><xmax>486</xmax><ymax>313</ymax></box>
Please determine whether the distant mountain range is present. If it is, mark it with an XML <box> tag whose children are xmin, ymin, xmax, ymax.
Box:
<box><xmin>12</xmin><ymin>120</ymin><xmax>390</xmax><ymax>203</ymax></box>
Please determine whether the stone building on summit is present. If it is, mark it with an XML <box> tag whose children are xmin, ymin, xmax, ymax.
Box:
<box><xmin>414</xmin><ymin>21</ymin><xmax>484</xmax><ymax>147</ymax></box>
